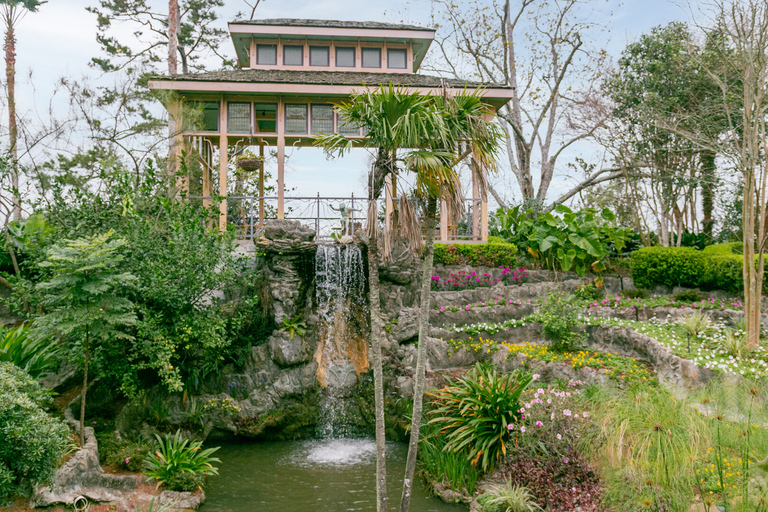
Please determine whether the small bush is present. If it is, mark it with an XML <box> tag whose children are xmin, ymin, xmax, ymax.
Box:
<box><xmin>98</xmin><ymin>432</ymin><xmax>151</xmax><ymax>473</ymax></box>
<box><xmin>538</xmin><ymin>291</ymin><xmax>584</xmax><ymax>352</ymax></box>
<box><xmin>673</xmin><ymin>289</ymin><xmax>706</xmax><ymax>303</ymax></box>
<box><xmin>679</xmin><ymin>311</ymin><xmax>711</xmax><ymax>339</ymax></box>
<box><xmin>573</xmin><ymin>282</ymin><xmax>604</xmax><ymax>301</ymax></box>
<box><xmin>434</xmin><ymin>241</ymin><xmax>517</xmax><ymax>267</ymax></box>
<box><xmin>164</xmin><ymin>471</ymin><xmax>203</xmax><ymax>492</ymax></box>
<box><xmin>630</xmin><ymin>243</ymin><xmax>760</xmax><ymax>293</ymax></box>
<box><xmin>621</xmin><ymin>288</ymin><xmax>650</xmax><ymax>299</ymax></box>
<box><xmin>428</xmin><ymin>364</ymin><xmax>532</xmax><ymax>473</ymax></box>
<box><xmin>0</xmin><ymin>324</ymin><xmax>60</xmax><ymax>379</ymax></box>
<box><xmin>478</xmin><ymin>480</ymin><xmax>541</xmax><ymax>512</ymax></box>
<box><xmin>718</xmin><ymin>328</ymin><xmax>745</xmax><ymax>358</ymax></box>
<box><xmin>144</xmin><ymin>430</ymin><xmax>220</xmax><ymax>491</ymax></box>
<box><xmin>0</xmin><ymin>363</ymin><xmax>72</xmax><ymax>500</ymax></box>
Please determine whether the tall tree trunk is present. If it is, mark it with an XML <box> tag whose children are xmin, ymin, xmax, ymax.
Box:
<box><xmin>700</xmin><ymin>150</ymin><xmax>716</xmax><ymax>239</ymax></box>
<box><xmin>4</xmin><ymin>15</ymin><xmax>19</xmax><ymax>220</ymax></box>
<box><xmin>368</xmin><ymin>162</ymin><xmax>388</xmax><ymax>512</ymax></box>
<box><xmin>79</xmin><ymin>330</ymin><xmax>90</xmax><ymax>447</ymax></box>
<box><xmin>167</xmin><ymin>0</ymin><xmax>180</xmax><ymax>191</ymax></box>
<box><xmin>399</xmin><ymin>195</ymin><xmax>437</xmax><ymax>512</ymax></box>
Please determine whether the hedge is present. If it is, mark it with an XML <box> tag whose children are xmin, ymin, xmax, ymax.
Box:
<box><xmin>630</xmin><ymin>242</ymin><xmax>758</xmax><ymax>293</ymax></box>
<box><xmin>433</xmin><ymin>239</ymin><xmax>517</xmax><ymax>268</ymax></box>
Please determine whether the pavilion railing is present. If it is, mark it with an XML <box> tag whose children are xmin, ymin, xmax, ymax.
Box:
<box><xmin>185</xmin><ymin>195</ymin><xmax>485</xmax><ymax>242</ymax></box>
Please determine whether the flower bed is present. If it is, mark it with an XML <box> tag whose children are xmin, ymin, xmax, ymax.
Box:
<box><xmin>430</xmin><ymin>267</ymin><xmax>529</xmax><ymax>291</ymax></box>
<box><xmin>444</xmin><ymin>337</ymin><xmax>654</xmax><ymax>384</ymax></box>
<box><xmin>585</xmin><ymin>294</ymin><xmax>746</xmax><ymax>312</ymax></box>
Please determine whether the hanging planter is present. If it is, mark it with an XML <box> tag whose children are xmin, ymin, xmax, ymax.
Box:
<box><xmin>237</xmin><ymin>156</ymin><xmax>264</xmax><ymax>173</ymax></box>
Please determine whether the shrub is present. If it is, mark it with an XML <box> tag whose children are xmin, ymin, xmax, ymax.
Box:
<box><xmin>428</xmin><ymin>363</ymin><xmax>532</xmax><ymax>473</ymax></box>
<box><xmin>433</xmin><ymin>241</ymin><xmax>517</xmax><ymax>267</ymax></box>
<box><xmin>718</xmin><ymin>328</ymin><xmax>745</xmax><ymax>358</ymax></box>
<box><xmin>630</xmin><ymin>243</ymin><xmax>759</xmax><ymax>293</ymax></box>
<box><xmin>0</xmin><ymin>323</ymin><xmax>60</xmax><ymax>379</ymax></box>
<box><xmin>144</xmin><ymin>430</ymin><xmax>220</xmax><ymax>491</ymax></box>
<box><xmin>98</xmin><ymin>432</ymin><xmax>151</xmax><ymax>473</ymax></box>
<box><xmin>419</xmin><ymin>420</ymin><xmax>479</xmax><ymax>494</ymax></box>
<box><xmin>621</xmin><ymin>288</ymin><xmax>650</xmax><ymax>299</ymax></box>
<box><xmin>478</xmin><ymin>481</ymin><xmax>541</xmax><ymax>512</ymax></box>
<box><xmin>0</xmin><ymin>363</ymin><xmax>71</xmax><ymax>501</ymax></box>
<box><xmin>673</xmin><ymin>289</ymin><xmax>706</xmax><ymax>302</ymax></box>
<box><xmin>573</xmin><ymin>281</ymin><xmax>604</xmax><ymax>301</ymax></box>
<box><xmin>537</xmin><ymin>291</ymin><xmax>584</xmax><ymax>352</ymax></box>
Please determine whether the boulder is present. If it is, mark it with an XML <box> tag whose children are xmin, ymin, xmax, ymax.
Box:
<box><xmin>269</xmin><ymin>331</ymin><xmax>311</xmax><ymax>366</ymax></box>
<box><xmin>158</xmin><ymin>490</ymin><xmax>206</xmax><ymax>511</ymax></box>
<box><xmin>262</xmin><ymin>219</ymin><xmax>315</xmax><ymax>242</ymax></box>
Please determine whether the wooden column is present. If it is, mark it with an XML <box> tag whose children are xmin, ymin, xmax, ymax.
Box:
<box><xmin>168</xmin><ymin>96</ymin><xmax>186</xmax><ymax>196</ymax></box>
<box><xmin>277</xmin><ymin>100</ymin><xmax>285</xmax><ymax>219</ymax></box>
<box><xmin>472</xmin><ymin>164</ymin><xmax>480</xmax><ymax>241</ymax></box>
<box><xmin>218</xmin><ymin>99</ymin><xmax>228</xmax><ymax>231</ymax></box>
<box><xmin>385</xmin><ymin>172</ymin><xmax>396</xmax><ymax>231</ymax></box>
<box><xmin>440</xmin><ymin>198</ymin><xmax>449</xmax><ymax>242</ymax></box>
<box><xmin>480</xmin><ymin>165</ymin><xmax>489</xmax><ymax>242</ymax></box>
<box><xmin>258</xmin><ymin>142</ymin><xmax>265</xmax><ymax>227</ymax></box>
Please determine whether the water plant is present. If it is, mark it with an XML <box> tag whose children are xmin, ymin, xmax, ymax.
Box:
<box><xmin>418</xmin><ymin>419</ymin><xmax>479</xmax><ymax>495</ymax></box>
<box><xmin>144</xmin><ymin>430</ymin><xmax>220</xmax><ymax>491</ymax></box>
<box><xmin>477</xmin><ymin>480</ymin><xmax>541</xmax><ymax>512</ymax></box>
<box><xmin>428</xmin><ymin>363</ymin><xmax>532</xmax><ymax>473</ymax></box>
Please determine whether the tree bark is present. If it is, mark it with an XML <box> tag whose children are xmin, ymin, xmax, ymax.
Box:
<box><xmin>79</xmin><ymin>330</ymin><xmax>90</xmax><ymax>447</ymax></box>
<box><xmin>4</xmin><ymin>15</ymin><xmax>19</xmax><ymax>220</ymax></box>
<box><xmin>168</xmin><ymin>0</ymin><xmax>178</xmax><ymax>75</ymax></box>
<box><xmin>399</xmin><ymin>195</ymin><xmax>437</xmax><ymax>512</ymax></box>
<box><xmin>167</xmin><ymin>0</ymin><xmax>180</xmax><ymax>191</ymax></box>
<box><xmin>700</xmin><ymin>150</ymin><xmax>716</xmax><ymax>238</ymax></box>
<box><xmin>368</xmin><ymin>160</ymin><xmax>388</xmax><ymax>512</ymax></box>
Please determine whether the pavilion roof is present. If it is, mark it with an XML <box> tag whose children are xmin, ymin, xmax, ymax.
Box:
<box><xmin>229</xmin><ymin>18</ymin><xmax>432</xmax><ymax>32</ymax></box>
<box><xmin>152</xmin><ymin>69</ymin><xmax>507</xmax><ymax>90</ymax></box>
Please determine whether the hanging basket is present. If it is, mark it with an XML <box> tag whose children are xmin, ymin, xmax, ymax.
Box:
<box><xmin>237</xmin><ymin>157</ymin><xmax>264</xmax><ymax>173</ymax></box>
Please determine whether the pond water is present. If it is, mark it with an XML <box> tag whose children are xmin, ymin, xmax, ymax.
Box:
<box><xmin>200</xmin><ymin>438</ymin><xmax>466</xmax><ymax>512</ymax></box>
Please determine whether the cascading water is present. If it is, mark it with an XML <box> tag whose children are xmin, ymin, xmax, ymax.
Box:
<box><xmin>313</xmin><ymin>243</ymin><xmax>369</xmax><ymax>437</ymax></box>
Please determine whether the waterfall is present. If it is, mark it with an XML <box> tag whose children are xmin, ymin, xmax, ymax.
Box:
<box><xmin>314</xmin><ymin>244</ymin><xmax>369</xmax><ymax>437</ymax></box>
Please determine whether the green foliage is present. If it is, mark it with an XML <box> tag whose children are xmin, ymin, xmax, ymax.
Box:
<box><xmin>0</xmin><ymin>363</ymin><xmax>72</xmax><ymax>501</ymax></box>
<box><xmin>673</xmin><ymin>289</ymin><xmax>706</xmax><ymax>302</ymax></box>
<box><xmin>25</xmin><ymin>165</ymin><xmax>264</xmax><ymax>395</ymax></box>
<box><xmin>621</xmin><ymin>288</ymin><xmax>650</xmax><ymax>299</ymax></box>
<box><xmin>144</xmin><ymin>430</ymin><xmax>220</xmax><ymax>491</ymax></box>
<box><xmin>630</xmin><ymin>243</ymin><xmax>754</xmax><ymax>293</ymax></box>
<box><xmin>419</xmin><ymin>418</ymin><xmax>479</xmax><ymax>495</ymax></box>
<box><xmin>538</xmin><ymin>291</ymin><xmax>584</xmax><ymax>352</ymax></box>
<box><xmin>0</xmin><ymin>323</ymin><xmax>60</xmax><ymax>378</ymax></box>
<box><xmin>718</xmin><ymin>328</ymin><xmax>746</xmax><ymax>359</ymax></box>
<box><xmin>573</xmin><ymin>281</ymin><xmax>605</xmax><ymax>301</ymax></box>
<box><xmin>490</xmin><ymin>205</ymin><xmax>632</xmax><ymax>276</ymax></box>
<box><xmin>478</xmin><ymin>481</ymin><xmax>541</xmax><ymax>512</ymax></box>
<box><xmin>278</xmin><ymin>314</ymin><xmax>307</xmax><ymax>341</ymax></box>
<box><xmin>98</xmin><ymin>432</ymin><xmax>151</xmax><ymax>473</ymax></box>
<box><xmin>429</xmin><ymin>364</ymin><xmax>532</xmax><ymax>473</ymax></box>
<box><xmin>679</xmin><ymin>311</ymin><xmax>711</xmax><ymax>339</ymax></box>
<box><xmin>433</xmin><ymin>241</ymin><xmax>517</xmax><ymax>267</ymax></box>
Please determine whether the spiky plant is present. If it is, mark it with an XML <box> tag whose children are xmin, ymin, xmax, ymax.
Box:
<box><xmin>478</xmin><ymin>480</ymin><xmax>541</xmax><ymax>512</ymax></box>
<box><xmin>680</xmin><ymin>310</ymin><xmax>711</xmax><ymax>338</ymax></box>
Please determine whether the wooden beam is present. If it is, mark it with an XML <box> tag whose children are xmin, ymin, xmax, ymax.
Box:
<box><xmin>258</xmin><ymin>143</ymin><xmax>265</xmax><ymax>227</ymax></box>
<box><xmin>219</xmin><ymin>99</ymin><xmax>228</xmax><ymax>231</ymax></box>
<box><xmin>385</xmin><ymin>173</ymin><xmax>396</xmax><ymax>232</ymax></box>
<box><xmin>440</xmin><ymin>198</ymin><xmax>449</xmax><ymax>242</ymax></box>
<box><xmin>277</xmin><ymin>99</ymin><xmax>285</xmax><ymax>219</ymax></box>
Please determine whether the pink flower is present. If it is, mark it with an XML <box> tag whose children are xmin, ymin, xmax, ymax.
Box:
<box><xmin>557</xmin><ymin>434</ymin><xmax>562</xmax><ymax>440</ymax></box>
<box><xmin>532</xmin><ymin>374</ymin><xmax>540</xmax><ymax>381</ymax></box>
<box><xmin>564</xmin><ymin>458</ymin><xmax>569</xmax><ymax>464</ymax></box>
<box><xmin>507</xmin><ymin>424</ymin><xmax>514</xmax><ymax>431</ymax></box>
<box><xmin>563</xmin><ymin>409</ymin><xmax>572</xmax><ymax>416</ymax></box>
<box><xmin>536</xmin><ymin>421</ymin><xmax>543</xmax><ymax>427</ymax></box>
<box><xmin>125</xmin><ymin>457</ymin><xmax>131</xmax><ymax>464</ymax></box>
<box><xmin>520</xmin><ymin>426</ymin><xmax>526</xmax><ymax>433</ymax></box>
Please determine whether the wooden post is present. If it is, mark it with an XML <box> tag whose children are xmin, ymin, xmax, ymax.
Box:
<box><xmin>385</xmin><ymin>173</ymin><xmax>396</xmax><ymax>231</ymax></box>
<box><xmin>277</xmin><ymin>100</ymin><xmax>285</xmax><ymax>219</ymax></box>
<box><xmin>219</xmin><ymin>99</ymin><xmax>228</xmax><ymax>231</ymax></box>
<box><xmin>472</xmin><ymin>164</ymin><xmax>480</xmax><ymax>241</ymax></box>
<box><xmin>480</xmin><ymin>165</ymin><xmax>489</xmax><ymax>243</ymax></box>
<box><xmin>168</xmin><ymin>95</ymin><xmax>185</xmax><ymax>197</ymax></box>
<box><xmin>440</xmin><ymin>197</ymin><xmax>449</xmax><ymax>242</ymax></box>
<box><xmin>258</xmin><ymin>142</ymin><xmax>265</xmax><ymax>227</ymax></box>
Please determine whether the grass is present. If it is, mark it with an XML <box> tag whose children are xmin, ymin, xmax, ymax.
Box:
<box><xmin>477</xmin><ymin>480</ymin><xmax>541</xmax><ymax>512</ymax></box>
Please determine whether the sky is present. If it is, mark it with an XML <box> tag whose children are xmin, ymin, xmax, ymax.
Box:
<box><xmin>8</xmin><ymin>0</ymin><xmax>696</xmax><ymax>205</ymax></box>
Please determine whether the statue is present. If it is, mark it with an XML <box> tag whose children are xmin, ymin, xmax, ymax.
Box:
<box><xmin>329</xmin><ymin>202</ymin><xmax>360</xmax><ymax>235</ymax></box>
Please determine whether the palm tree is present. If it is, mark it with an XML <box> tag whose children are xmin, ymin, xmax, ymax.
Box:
<box><xmin>1</xmin><ymin>0</ymin><xmax>43</xmax><ymax>220</ymax></box>
<box><xmin>315</xmin><ymin>85</ymin><xmax>447</xmax><ymax>512</ymax></box>
<box><xmin>398</xmin><ymin>92</ymin><xmax>502</xmax><ymax>512</ymax></box>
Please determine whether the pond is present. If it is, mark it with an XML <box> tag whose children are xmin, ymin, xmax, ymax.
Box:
<box><xmin>200</xmin><ymin>438</ymin><xmax>466</xmax><ymax>512</ymax></box>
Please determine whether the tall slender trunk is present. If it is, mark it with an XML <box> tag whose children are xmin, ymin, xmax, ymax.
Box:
<box><xmin>4</xmin><ymin>16</ymin><xmax>19</xmax><ymax>220</ymax></box>
<box><xmin>368</xmin><ymin>167</ymin><xmax>388</xmax><ymax>512</ymax></box>
<box><xmin>700</xmin><ymin>150</ymin><xmax>716</xmax><ymax>239</ymax></box>
<box><xmin>399</xmin><ymin>195</ymin><xmax>437</xmax><ymax>512</ymax></box>
<box><xmin>167</xmin><ymin>0</ymin><xmax>180</xmax><ymax>192</ymax></box>
<box><xmin>79</xmin><ymin>329</ymin><xmax>90</xmax><ymax>447</ymax></box>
